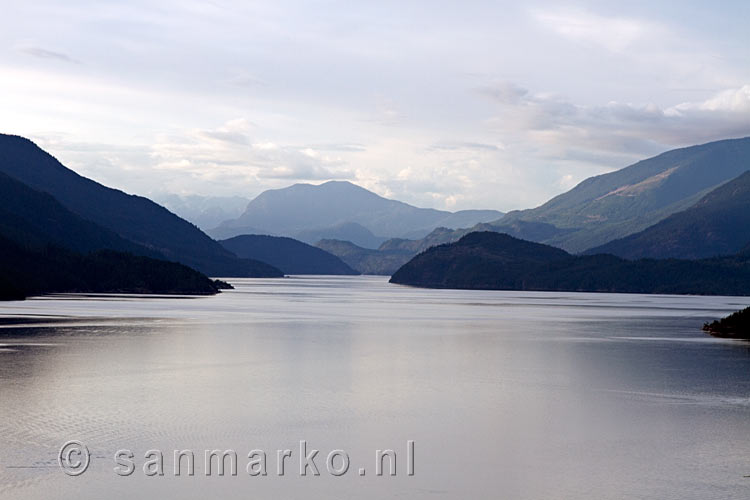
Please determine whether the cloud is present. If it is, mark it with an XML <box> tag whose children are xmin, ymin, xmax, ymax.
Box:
<box><xmin>481</xmin><ymin>82</ymin><xmax>750</xmax><ymax>159</ymax></box>
<box><xmin>18</xmin><ymin>46</ymin><xmax>79</xmax><ymax>63</ymax></box>
<box><xmin>531</xmin><ymin>9</ymin><xmax>655</xmax><ymax>52</ymax></box>
<box><xmin>427</xmin><ymin>141</ymin><xmax>504</xmax><ymax>152</ymax></box>
<box><xmin>477</xmin><ymin>82</ymin><xmax>528</xmax><ymax>105</ymax></box>
<box><xmin>304</xmin><ymin>143</ymin><xmax>367</xmax><ymax>153</ymax></box>
<box><xmin>149</xmin><ymin>119</ymin><xmax>356</xmax><ymax>190</ymax></box>
<box><xmin>674</xmin><ymin>85</ymin><xmax>750</xmax><ymax>113</ymax></box>
<box><xmin>194</xmin><ymin>118</ymin><xmax>254</xmax><ymax>145</ymax></box>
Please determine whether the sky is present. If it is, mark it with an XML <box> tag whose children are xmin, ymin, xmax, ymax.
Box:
<box><xmin>1</xmin><ymin>0</ymin><xmax>749</xmax><ymax>212</ymax></box>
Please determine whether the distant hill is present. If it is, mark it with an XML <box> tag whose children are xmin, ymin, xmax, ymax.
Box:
<box><xmin>589</xmin><ymin>171</ymin><xmax>750</xmax><ymax>259</ymax></box>
<box><xmin>220</xmin><ymin>235</ymin><xmax>358</xmax><ymax>275</ymax></box>
<box><xmin>209</xmin><ymin>180</ymin><xmax>503</xmax><ymax>242</ymax></box>
<box><xmin>0</xmin><ymin>134</ymin><xmax>281</xmax><ymax>277</ymax></box>
<box><xmin>316</xmin><ymin>225</ymin><xmax>498</xmax><ymax>274</ymax></box>
<box><xmin>491</xmin><ymin>137</ymin><xmax>750</xmax><ymax>253</ymax></box>
<box><xmin>315</xmin><ymin>239</ymin><xmax>414</xmax><ymax>275</ymax></box>
<box><xmin>0</xmin><ymin>171</ymin><xmax>228</xmax><ymax>300</ymax></box>
<box><xmin>295</xmin><ymin>221</ymin><xmax>386</xmax><ymax>249</ymax></box>
<box><xmin>380</xmin><ymin>224</ymin><xmax>501</xmax><ymax>253</ymax></box>
<box><xmin>154</xmin><ymin>193</ymin><xmax>250</xmax><ymax>231</ymax></box>
<box><xmin>390</xmin><ymin>232</ymin><xmax>750</xmax><ymax>295</ymax></box>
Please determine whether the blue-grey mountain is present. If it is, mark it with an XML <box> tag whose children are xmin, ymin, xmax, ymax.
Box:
<box><xmin>315</xmin><ymin>239</ymin><xmax>415</xmax><ymax>275</ymax></box>
<box><xmin>220</xmin><ymin>235</ymin><xmax>358</xmax><ymax>275</ymax></box>
<box><xmin>295</xmin><ymin>221</ymin><xmax>386</xmax><ymax>249</ymax></box>
<box><xmin>209</xmin><ymin>180</ymin><xmax>503</xmax><ymax>246</ymax></box>
<box><xmin>155</xmin><ymin>193</ymin><xmax>250</xmax><ymax>232</ymax></box>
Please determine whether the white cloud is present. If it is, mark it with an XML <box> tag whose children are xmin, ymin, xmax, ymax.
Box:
<box><xmin>482</xmin><ymin>82</ymin><xmax>750</xmax><ymax>157</ymax></box>
<box><xmin>150</xmin><ymin>119</ymin><xmax>356</xmax><ymax>188</ymax></box>
<box><xmin>675</xmin><ymin>85</ymin><xmax>750</xmax><ymax>113</ymax></box>
<box><xmin>532</xmin><ymin>9</ymin><xmax>652</xmax><ymax>52</ymax></box>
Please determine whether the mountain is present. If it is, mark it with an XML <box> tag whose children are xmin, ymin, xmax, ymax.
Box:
<box><xmin>315</xmin><ymin>239</ymin><xmax>414</xmax><ymax>275</ymax></box>
<box><xmin>0</xmin><ymin>170</ymin><xmax>156</xmax><ymax>257</ymax></box>
<box><xmin>295</xmin><ymin>221</ymin><xmax>386</xmax><ymax>249</ymax></box>
<box><xmin>0</xmin><ymin>134</ymin><xmax>281</xmax><ymax>277</ymax></box>
<box><xmin>209</xmin><ymin>180</ymin><xmax>503</xmax><ymax>242</ymax></box>
<box><xmin>390</xmin><ymin>232</ymin><xmax>750</xmax><ymax>295</ymax></box>
<box><xmin>0</xmin><ymin>171</ymin><xmax>228</xmax><ymax>300</ymax></box>
<box><xmin>220</xmin><ymin>235</ymin><xmax>358</xmax><ymax>275</ymax></box>
<box><xmin>154</xmin><ymin>193</ymin><xmax>250</xmax><ymax>232</ymax></box>
<box><xmin>315</xmin><ymin>225</ymin><xmax>498</xmax><ymax>274</ymax></box>
<box><xmin>589</xmin><ymin>171</ymin><xmax>750</xmax><ymax>259</ymax></box>
<box><xmin>492</xmin><ymin>137</ymin><xmax>750</xmax><ymax>253</ymax></box>
<box><xmin>379</xmin><ymin>224</ymin><xmax>499</xmax><ymax>253</ymax></box>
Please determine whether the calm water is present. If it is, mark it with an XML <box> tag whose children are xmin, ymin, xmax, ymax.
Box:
<box><xmin>1</xmin><ymin>276</ymin><xmax>749</xmax><ymax>499</ymax></box>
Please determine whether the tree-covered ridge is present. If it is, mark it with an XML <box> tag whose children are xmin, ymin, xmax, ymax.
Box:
<box><xmin>391</xmin><ymin>232</ymin><xmax>750</xmax><ymax>296</ymax></box>
<box><xmin>588</xmin><ymin>170</ymin><xmax>750</xmax><ymax>259</ymax></box>
<box><xmin>220</xmin><ymin>234</ymin><xmax>358</xmax><ymax>275</ymax></box>
<box><xmin>703</xmin><ymin>307</ymin><xmax>750</xmax><ymax>340</ymax></box>
<box><xmin>0</xmin><ymin>236</ymin><xmax>226</xmax><ymax>300</ymax></box>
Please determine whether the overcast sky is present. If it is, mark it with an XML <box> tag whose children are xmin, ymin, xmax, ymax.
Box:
<box><xmin>1</xmin><ymin>0</ymin><xmax>749</xmax><ymax>211</ymax></box>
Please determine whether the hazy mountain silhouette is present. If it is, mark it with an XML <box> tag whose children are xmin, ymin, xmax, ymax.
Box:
<box><xmin>155</xmin><ymin>193</ymin><xmax>250</xmax><ymax>231</ymax></box>
<box><xmin>316</xmin><ymin>225</ymin><xmax>503</xmax><ymax>274</ymax></box>
<box><xmin>588</xmin><ymin>170</ymin><xmax>750</xmax><ymax>259</ymax></box>
<box><xmin>315</xmin><ymin>239</ymin><xmax>414</xmax><ymax>275</ymax></box>
<box><xmin>390</xmin><ymin>232</ymin><xmax>750</xmax><ymax>295</ymax></box>
<box><xmin>0</xmin><ymin>134</ymin><xmax>281</xmax><ymax>277</ymax></box>
<box><xmin>209</xmin><ymin>180</ymin><xmax>503</xmax><ymax>242</ymax></box>
<box><xmin>491</xmin><ymin>137</ymin><xmax>750</xmax><ymax>253</ymax></box>
<box><xmin>220</xmin><ymin>235</ymin><xmax>358</xmax><ymax>275</ymax></box>
<box><xmin>380</xmin><ymin>224</ymin><xmax>502</xmax><ymax>253</ymax></box>
<box><xmin>295</xmin><ymin>221</ymin><xmax>386</xmax><ymax>249</ymax></box>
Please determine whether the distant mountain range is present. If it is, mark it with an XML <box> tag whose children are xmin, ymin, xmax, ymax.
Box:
<box><xmin>4</xmin><ymin>131</ymin><xmax>750</xmax><ymax>298</ymax></box>
<box><xmin>490</xmin><ymin>137</ymin><xmax>750</xmax><ymax>253</ymax></box>
<box><xmin>589</xmin><ymin>170</ymin><xmax>750</xmax><ymax>259</ymax></box>
<box><xmin>154</xmin><ymin>193</ymin><xmax>250</xmax><ymax>232</ymax></box>
<box><xmin>316</xmin><ymin>225</ymin><xmax>498</xmax><ymax>275</ymax></box>
<box><xmin>390</xmin><ymin>232</ymin><xmax>750</xmax><ymax>295</ymax></box>
<box><xmin>315</xmin><ymin>239</ymin><xmax>415</xmax><ymax>275</ymax></box>
<box><xmin>208</xmin><ymin>180</ymin><xmax>504</xmax><ymax>246</ymax></box>
<box><xmin>220</xmin><ymin>235</ymin><xmax>358</xmax><ymax>275</ymax></box>
<box><xmin>296</xmin><ymin>221</ymin><xmax>386</xmax><ymax>249</ymax></box>
<box><xmin>0</xmin><ymin>134</ymin><xmax>282</xmax><ymax>278</ymax></box>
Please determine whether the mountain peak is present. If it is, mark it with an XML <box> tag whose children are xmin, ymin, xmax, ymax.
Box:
<box><xmin>210</xmin><ymin>181</ymin><xmax>503</xmax><ymax>242</ymax></box>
